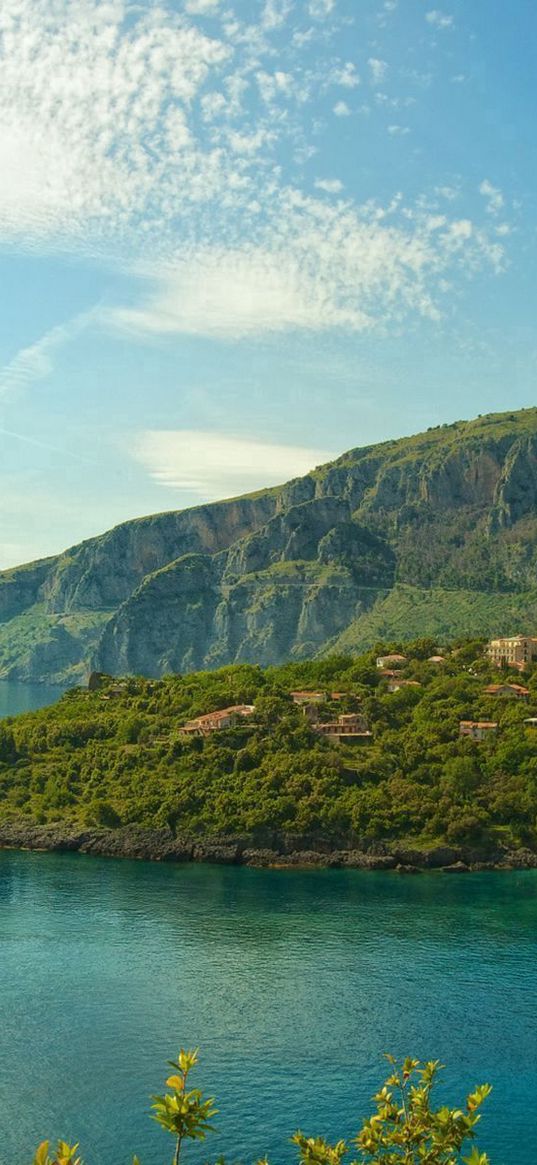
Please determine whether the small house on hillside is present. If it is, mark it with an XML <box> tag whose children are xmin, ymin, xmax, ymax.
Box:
<box><xmin>179</xmin><ymin>705</ymin><xmax>255</xmax><ymax>736</ymax></box>
<box><xmin>387</xmin><ymin>679</ymin><xmax>422</xmax><ymax>693</ymax></box>
<box><xmin>484</xmin><ymin>683</ymin><xmax>530</xmax><ymax>700</ymax></box>
<box><xmin>459</xmin><ymin>720</ymin><xmax>498</xmax><ymax>741</ymax></box>
<box><xmin>524</xmin><ymin>718</ymin><xmax>537</xmax><ymax>729</ymax></box>
<box><xmin>376</xmin><ymin>653</ymin><xmax>407</xmax><ymax>669</ymax></box>
<box><xmin>314</xmin><ymin>712</ymin><xmax>371</xmax><ymax>743</ymax></box>
<box><xmin>290</xmin><ymin>690</ymin><xmax>327</xmax><ymax>705</ymax></box>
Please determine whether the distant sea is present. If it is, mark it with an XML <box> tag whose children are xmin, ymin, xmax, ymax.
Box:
<box><xmin>0</xmin><ymin>680</ymin><xmax>65</xmax><ymax>719</ymax></box>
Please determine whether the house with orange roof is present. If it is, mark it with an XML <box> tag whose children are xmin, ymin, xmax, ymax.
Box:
<box><xmin>314</xmin><ymin>712</ymin><xmax>372</xmax><ymax>743</ymax></box>
<box><xmin>179</xmin><ymin>705</ymin><xmax>255</xmax><ymax>736</ymax></box>
<box><xmin>459</xmin><ymin>720</ymin><xmax>498</xmax><ymax>741</ymax></box>
<box><xmin>484</xmin><ymin>683</ymin><xmax>530</xmax><ymax>700</ymax></box>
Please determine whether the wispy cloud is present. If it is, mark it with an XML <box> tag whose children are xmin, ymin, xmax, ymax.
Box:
<box><xmin>0</xmin><ymin>425</ymin><xmax>96</xmax><ymax>464</ymax></box>
<box><xmin>0</xmin><ymin>310</ymin><xmax>97</xmax><ymax>399</ymax></box>
<box><xmin>368</xmin><ymin>58</ymin><xmax>388</xmax><ymax>85</ymax></box>
<box><xmin>331</xmin><ymin>62</ymin><xmax>361</xmax><ymax>89</ymax></box>
<box><xmin>108</xmin><ymin>190</ymin><xmax>506</xmax><ymax>340</ymax></box>
<box><xmin>185</xmin><ymin>0</ymin><xmax>221</xmax><ymax>13</ymax></box>
<box><xmin>387</xmin><ymin>124</ymin><xmax>410</xmax><ymax>136</ymax></box>
<box><xmin>308</xmin><ymin>0</ymin><xmax>336</xmax><ymax>17</ymax></box>
<box><xmin>426</xmin><ymin>10</ymin><xmax>454</xmax><ymax>29</ymax></box>
<box><xmin>314</xmin><ymin>178</ymin><xmax>344</xmax><ymax>194</ymax></box>
<box><xmin>479</xmin><ymin>179</ymin><xmax>505</xmax><ymax>216</ymax></box>
<box><xmin>132</xmin><ymin>430</ymin><xmax>333</xmax><ymax>498</ymax></box>
<box><xmin>0</xmin><ymin>0</ymin><xmax>510</xmax><ymax>342</ymax></box>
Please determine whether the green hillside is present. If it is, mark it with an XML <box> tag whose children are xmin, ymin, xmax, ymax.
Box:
<box><xmin>2</xmin><ymin>638</ymin><xmax>537</xmax><ymax>856</ymax></box>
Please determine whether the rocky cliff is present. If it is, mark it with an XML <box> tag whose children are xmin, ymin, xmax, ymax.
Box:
<box><xmin>4</xmin><ymin>408</ymin><xmax>537</xmax><ymax>683</ymax></box>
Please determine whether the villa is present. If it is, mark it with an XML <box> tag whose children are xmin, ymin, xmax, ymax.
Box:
<box><xmin>179</xmin><ymin>705</ymin><xmax>255</xmax><ymax>736</ymax></box>
<box><xmin>314</xmin><ymin>712</ymin><xmax>372</xmax><ymax>743</ymax></box>
<box><xmin>486</xmin><ymin>634</ymin><xmax>537</xmax><ymax>671</ymax></box>
<box><xmin>484</xmin><ymin>683</ymin><xmax>530</xmax><ymax>700</ymax></box>
<box><xmin>459</xmin><ymin>720</ymin><xmax>498</xmax><ymax>741</ymax></box>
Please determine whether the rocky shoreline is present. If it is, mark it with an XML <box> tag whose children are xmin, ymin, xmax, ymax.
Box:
<box><xmin>1</xmin><ymin>820</ymin><xmax>537</xmax><ymax>872</ymax></box>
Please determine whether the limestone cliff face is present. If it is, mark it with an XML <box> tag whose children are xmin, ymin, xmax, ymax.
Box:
<box><xmin>4</xmin><ymin>408</ymin><xmax>537</xmax><ymax>682</ymax></box>
<box><xmin>95</xmin><ymin>496</ymin><xmax>394</xmax><ymax>676</ymax></box>
<box><xmin>41</xmin><ymin>493</ymin><xmax>278</xmax><ymax>613</ymax></box>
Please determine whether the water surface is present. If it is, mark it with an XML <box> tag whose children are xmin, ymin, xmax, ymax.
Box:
<box><xmin>0</xmin><ymin>852</ymin><xmax>535</xmax><ymax>1165</ymax></box>
<box><xmin>0</xmin><ymin>680</ymin><xmax>64</xmax><ymax>719</ymax></box>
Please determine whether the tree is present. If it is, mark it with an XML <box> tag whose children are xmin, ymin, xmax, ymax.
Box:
<box><xmin>151</xmin><ymin>1049</ymin><xmax>217</xmax><ymax>1165</ymax></box>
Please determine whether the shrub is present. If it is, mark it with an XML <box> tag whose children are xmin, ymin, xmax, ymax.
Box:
<box><xmin>33</xmin><ymin>1052</ymin><xmax>491</xmax><ymax>1165</ymax></box>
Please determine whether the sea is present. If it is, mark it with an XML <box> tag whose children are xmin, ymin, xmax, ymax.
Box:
<box><xmin>0</xmin><ymin>851</ymin><xmax>536</xmax><ymax>1165</ymax></box>
<box><xmin>0</xmin><ymin>680</ymin><xmax>66</xmax><ymax>720</ymax></box>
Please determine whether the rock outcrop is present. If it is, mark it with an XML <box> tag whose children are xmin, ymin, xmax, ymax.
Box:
<box><xmin>4</xmin><ymin>408</ymin><xmax>537</xmax><ymax>682</ymax></box>
<box><xmin>0</xmin><ymin>820</ymin><xmax>532</xmax><ymax>872</ymax></box>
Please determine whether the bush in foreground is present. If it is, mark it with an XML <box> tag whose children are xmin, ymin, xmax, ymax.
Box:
<box><xmin>33</xmin><ymin>1050</ymin><xmax>492</xmax><ymax>1165</ymax></box>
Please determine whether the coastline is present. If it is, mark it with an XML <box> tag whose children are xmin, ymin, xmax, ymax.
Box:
<box><xmin>1</xmin><ymin>821</ymin><xmax>537</xmax><ymax>872</ymax></box>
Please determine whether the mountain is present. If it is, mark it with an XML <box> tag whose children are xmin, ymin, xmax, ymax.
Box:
<box><xmin>3</xmin><ymin>407</ymin><xmax>537</xmax><ymax>684</ymax></box>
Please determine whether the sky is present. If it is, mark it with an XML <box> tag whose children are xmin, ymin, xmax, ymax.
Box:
<box><xmin>0</xmin><ymin>0</ymin><xmax>535</xmax><ymax>568</ymax></box>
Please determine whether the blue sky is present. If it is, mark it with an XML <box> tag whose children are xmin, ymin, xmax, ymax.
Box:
<box><xmin>0</xmin><ymin>0</ymin><xmax>535</xmax><ymax>567</ymax></box>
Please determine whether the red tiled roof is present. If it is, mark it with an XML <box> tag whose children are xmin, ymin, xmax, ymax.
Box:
<box><xmin>484</xmin><ymin>683</ymin><xmax>529</xmax><ymax>695</ymax></box>
<box><xmin>460</xmin><ymin>720</ymin><xmax>498</xmax><ymax>729</ymax></box>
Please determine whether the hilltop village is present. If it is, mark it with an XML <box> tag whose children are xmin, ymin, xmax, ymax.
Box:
<box><xmin>90</xmin><ymin>632</ymin><xmax>537</xmax><ymax>748</ymax></box>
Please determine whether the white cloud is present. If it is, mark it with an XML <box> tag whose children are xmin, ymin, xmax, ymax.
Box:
<box><xmin>132</xmin><ymin>431</ymin><xmax>332</xmax><ymax>498</ymax></box>
<box><xmin>435</xmin><ymin>185</ymin><xmax>459</xmax><ymax>201</ymax></box>
<box><xmin>368</xmin><ymin>58</ymin><xmax>388</xmax><ymax>85</ymax></box>
<box><xmin>110</xmin><ymin>246</ymin><xmax>372</xmax><ymax>338</ymax></box>
<box><xmin>479</xmin><ymin>179</ymin><xmax>505</xmax><ymax>216</ymax></box>
<box><xmin>426</xmin><ymin>10</ymin><xmax>454</xmax><ymax>29</ymax></box>
<box><xmin>314</xmin><ymin>178</ymin><xmax>344</xmax><ymax>194</ymax></box>
<box><xmin>333</xmin><ymin>100</ymin><xmax>351</xmax><ymax>117</ymax></box>
<box><xmin>308</xmin><ymin>0</ymin><xmax>336</xmax><ymax>17</ymax></box>
<box><xmin>0</xmin><ymin>1</ymin><xmax>231</xmax><ymax>245</ymax></box>
<box><xmin>262</xmin><ymin>0</ymin><xmax>293</xmax><ymax>30</ymax></box>
<box><xmin>387</xmin><ymin>125</ymin><xmax>410</xmax><ymax>136</ymax></box>
<box><xmin>185</xmin><ymin>0</ymin><xmax>221</xmax><ymax>12</ymax></box>
<box><xmin>331</xmin><ymin>62</ymin><xmax>360</xmax><ymax>88</ymax></box>
<box><xmin>108</xmin><ymin>186</ymin><xmax>505</xmax><ymax>339</ymax></box>
<box><xmin>0</xmin><ymin>0</ymin><xmax>510</xmax><ymax>343</ymax></box>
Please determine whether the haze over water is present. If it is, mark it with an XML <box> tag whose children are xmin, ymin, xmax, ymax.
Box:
<box><xmin>0</xmin><ymin>851</ymin><xmax>536</xmax><ymax>1165</ymax></box>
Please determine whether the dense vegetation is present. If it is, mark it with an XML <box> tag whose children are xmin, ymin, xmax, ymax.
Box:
<box><xmin>34</xmin><ymin>1051</ymin><xmax>492</xmax><ymax>1165</ymax></box>
<box><xmin>3</xmin><ymin>636</ymin><xmax>537</xmax><ymax>851</ymax></box>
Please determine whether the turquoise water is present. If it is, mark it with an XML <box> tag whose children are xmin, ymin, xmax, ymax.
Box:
<box><xmin>0</xmin><ymin>855</ymin><xmax>536</xmax><ymax>1165</ymax></box>
<box><xmin>0</xmin><ymin>681</ymin><xmax>64</xmax><ymax>719</ymax></box>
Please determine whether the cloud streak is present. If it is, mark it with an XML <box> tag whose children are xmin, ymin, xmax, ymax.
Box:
<box><xmin>0</xmin><ymin>310</ymin><xmax>98</xmax><ymax>399</ymax></box>
<box><xmin>132</xmin><ymin>430</ymin><xmax>333</xmax><ymax>499</ymax></box>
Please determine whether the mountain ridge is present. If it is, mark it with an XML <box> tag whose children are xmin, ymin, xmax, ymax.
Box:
<box><xmin>3</xmin><ymin>406</ymin><xmax>537</xmax><ymax>683</ymax></box>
